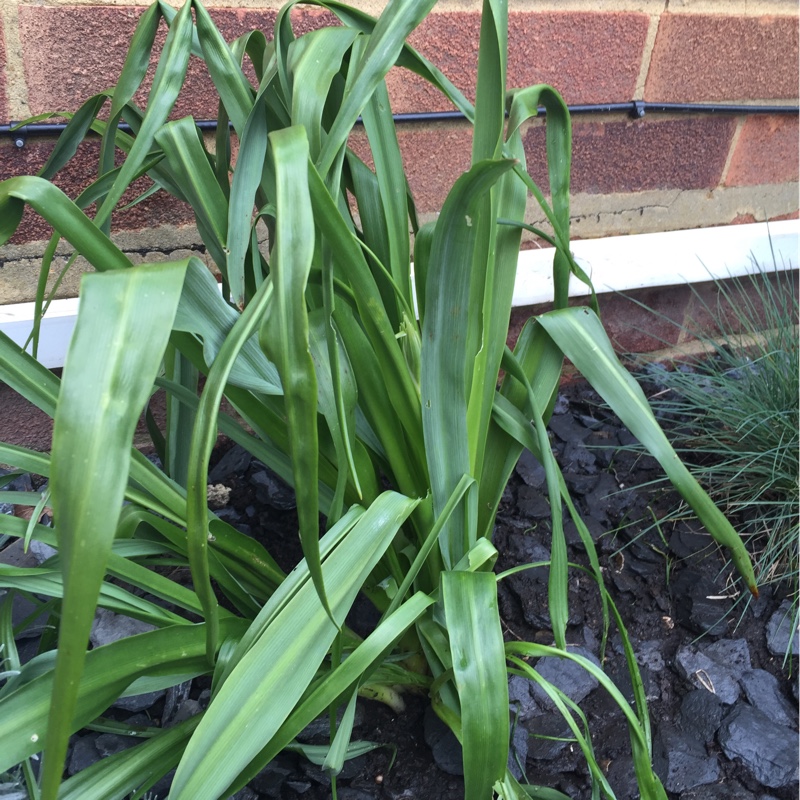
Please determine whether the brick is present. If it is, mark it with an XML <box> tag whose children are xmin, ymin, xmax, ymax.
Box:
<box><xmin>386</xmin><ymin>10</ymin><xmax>650</xmax><ymax>115</ymax></box>
<box><xmin>0</xmin><ymin>16</ymin><xmax>7</xmax><ymax>122</ymax></box>
<box><xmin>0</xmin><ymin>384</ymin><xmax>54</xmax><ymax>454</ymax></box>
<box><xmin>0</xmin><ymin>138</ymin><xmax>194</xmax><ymax>245</ymax></box>
<box><xmin>349</xmin><ymin>123</ymin><xmax>472</xmax><ymax>215</ymax></box>
<box><xmin>523</xmin><ymin>116</ymin><xmax>737</xmax><ymax>194</ymax></box>
<box><xmin>19</xmin><ymin>6</ymin><xmax>279</xmax><ymax>119</ymax></box>
<box><xmin>646</xmin><ymin>14</ymin><xmax>799</xmax><ymax>102</ymax></box>
<box><xmin>725</xmin><ymin>115</ymin><xmax>799</xmax><ymax>187</ymax></box>
<box><xmin>398</xmin><ymin>123</ymin><xmax>473</xmax><ymax>214</ymax></box>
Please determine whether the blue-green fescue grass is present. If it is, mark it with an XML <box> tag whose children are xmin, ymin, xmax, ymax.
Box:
<box><xmin>632</xmin><ymin>258</ymin><xmax>798</xmax><ymax>654</ymax></box>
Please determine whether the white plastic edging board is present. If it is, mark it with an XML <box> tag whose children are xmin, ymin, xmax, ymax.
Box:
<box><xmin>513</xmin><ymin>219</ymin><xmax>798</xmax><ymax>306</ymax></box>
<box><xmin>0</xmin><ymin>220</ymin><xmax>797</xmax><ymax>369</ymax></box>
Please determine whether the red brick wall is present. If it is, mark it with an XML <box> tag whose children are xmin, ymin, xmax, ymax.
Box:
<box><xmin>0</xmin><ymin>1</ymin><xmax>797</xmax><ymax>297</ymax></box>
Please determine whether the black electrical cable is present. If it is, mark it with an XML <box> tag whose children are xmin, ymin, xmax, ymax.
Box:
<box><xmin>1</xmin><ymin>100</ymin><xmax>797</xmax><ymax>148</ymax></box>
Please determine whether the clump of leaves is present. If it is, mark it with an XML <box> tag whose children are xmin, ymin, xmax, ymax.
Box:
<box><xmin>0</xmin><ymin>0</ymin><xmax>756</xmax><ymax>797</ymax></box>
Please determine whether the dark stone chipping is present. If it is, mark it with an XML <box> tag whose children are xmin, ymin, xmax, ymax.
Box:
<box><xmin>739</xmin><ymin>669</ymin><xmax>798</xmax><ymax>729</ymax></box>
<box><xmin>718</xmin><ymin>704</ymin><xmax>800</xmax><ymax>788</ymax></box>
<box><xmin>653</xmin><ymin>723</ymin><xmax>721</xmax><ymax>792</ymax></box>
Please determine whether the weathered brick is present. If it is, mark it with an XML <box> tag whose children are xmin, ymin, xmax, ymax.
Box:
<box><xmin>0</xmin><ymin>138</ymin><xmax>194</xmax><ymax>245</ymax></box>
<box><xmin>523</xmin><ymin>116</ymin><xmax>737</xmax><ymax>194</ymax></box>
<box><xmin>398</xmin><ymin>123</ymin><xmax>473</xmax><ymax>214</ymax></box>
<box><xmin>646</xmin><ymin>14</ymin><xmax>799</xmax><ymax>102</ymax></box>
<box><xmin>725</xmin><ymin>115</ymin><xmax>799</xmax><ymax>187</ymax></box>
<box><xmin>348</xmin><ymin>122</ymin><xmax>473</xmax><ymax>214</ymax></box>
<box><xmin>0</xmin><ymin>16</ymin><xmax>8</xmax><ymax>122</ymax></box>
<box><xmin>19</xmin><ymin>6</ymin><xmax>280</xmax><ymax>119</ymax></box>
<box><xmin>513</xmin><ymin>283</ymin><xmax>689</xmax><ymax>354</ymax></box>
<box><xmin>386</xmin><ymin>10</ymin><xmax>650</xmax><ymax>115</ymax></box>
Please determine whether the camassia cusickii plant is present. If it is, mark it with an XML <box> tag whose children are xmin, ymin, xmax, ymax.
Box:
<box><xmin>0</xmin><ymin>0</ymin><xmax>757</xmax><ymax>797</ymax></box>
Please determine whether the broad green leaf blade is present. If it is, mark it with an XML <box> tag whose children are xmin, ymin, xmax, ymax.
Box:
<box><xmin>442</xmin><ymin>571</ymin><xmax>508</xmax><ymax>799</ymax></box>
<box><xmin>163</xmin><ymin>345</ymin><xmax>198</xmax><ymax>488</ymax></box>
<box><xmin>421</xmin><ymin>157</ymin><xmax>516</xmax><ymax>568</ymax></box>
<box><xmin>224</xmin><ymin>592</ymin><xmax>433</xmax><ymax>796</ymax></box>
<box><xmin>308</xmin><ymin>310</ymin><xmax>366</xmax><ymax>522</ymax></box>
<box><xmin>505</xmin><ymin>85</ymin><xmax>578</xmax><ymax>309</ymax></box>
<box><xmin>0</xmin><ymin>621</ymin><xmax>245</xmax><ymax>774</ymax></box>
<box><xmin>306</xmin><ymin>0</ymin><xmax>474</xmax><ymax>120</ymax></box>
<box><xmin>35</xmin><ymin>93</ymin><xmax>109</xmax><ymax>181</ymax></box>
<box><xmin>57</xmin><ymin>717</ymin><xmax>199</xmax><ymax>800</ymax></box>
<box><xmin>170</xmin><ymin>491</ymin><xmax>418</xmax><ymax>799</ymax></box>
<box><xmin>289</xmin><ymin>26</ymin><xmax>360</xmax><ymax>162</ymax></box>
<box><xmin>0</xmin><ymin>564</ymin><xmax>189</xmax><ymax>628</ymax></box>
<box><xmin>155</xmin><ymin>116</ymin><xmax>229</xmax><ymax>271</ymax></box>
<box><xmin>498</xmin><ymin>347</ymin><xmax>568</xmax><ymax>648</ymax></box>
<box><xmin>478</xmin><ymin>319</ymin><xmax>562</xmax><ymax>540</ymax></box>
<box><xmin>322</xmin><ymin>687</ymin><xmax>359</xmax><ymax>774</ymax></box>
<box><xmin>471</xmin><ymin>0</ymin><xmax>506</xmax><ymax>163</ymax></box>
<box><xmin>0</xmin><ymin>177</ymin><xmax>133</xmax><ymax>269</ymax></box>
<box><xmin>538</xmin><ymin>306</ymin><xmax>758</xmax><ymax>595</ymax></box>
<box><xmin>259</xmin><ymin>126</ymin><xmax>332</xmax><ymax>621</ymax></box>
<box><xmin>194</xmin><ymin>0</ymin><xmax>255</xmax><ymax>133</ymax></box>
<box><xmin>226</xmin><ymin>95</ymin><xmax>268</xmax><ymax>309</ymax></box>
<box><xmin>182</xmin><ymin>270</ymin><xmax>277</xmax><ymax>660</ymax></box>
<box><xmin>307</xmin><ymin>159</ymin><xmax>425</xmax><ymax>484</ymax></box>
<box><xmin>466</xmin><ymin>125</ymin><xmax>526</xmax><ymax>508</ymax></box>
<box><xmin>100</xmin><ymin>3</ymin><xmax>162</xmax><ymax>180</ymax></box>
<box><xmin>41</xmin><ymin>260</ymin><xmax>188</xmax><ymax>800</ymax></box>
<box><xmin>94</xmin><ymin>0</ymin><xmax>193</xmax><ymax>228</ymax></box>
<box><xmin>172</xmin><ymin>259</ymin><xmax>282</xmax><ymax>395</ymax></box>
<box><xmin>360</xmin><ymin>78</ymin><xmax>413</xmax><ymax>315</ymax></box>
<box><xmin>317</xmin><ymin>0</ymin><xmax>438</xmax><ymax>176</ymax></box>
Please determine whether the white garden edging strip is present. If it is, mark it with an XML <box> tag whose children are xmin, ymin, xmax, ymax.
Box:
<box><xmin>0</xmin><ymin>220</ymin><xmax>797</xmax><ymax>369</ymax></box>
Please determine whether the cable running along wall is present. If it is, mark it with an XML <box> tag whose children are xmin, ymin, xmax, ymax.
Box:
<box><xmin>2</xmin><ymin>101</ymin><xmax>798</xmax><ymax>149</ymax></box>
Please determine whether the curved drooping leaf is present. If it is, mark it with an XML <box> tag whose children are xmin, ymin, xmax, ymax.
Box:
<box><xmin>538</xmin><ymin>306</ymin><xmax>758</xmax><ymax>596</ymax></box>
<box><xmin>0</xmin><ymin>620</ymin><xmax>246</xmax><ymax>774</ymax></box>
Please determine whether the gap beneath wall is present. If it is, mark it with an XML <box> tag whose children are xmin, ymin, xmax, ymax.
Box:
<box><xmin>0</xmin><ymin>219</ymin><xmax>797</xmax><ymax>370</ymax></box>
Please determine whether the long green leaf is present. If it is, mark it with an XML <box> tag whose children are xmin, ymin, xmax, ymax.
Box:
<box><xmin>224</xmin><ymin>591</ymin><xmax>433</xmax><ymax>795</ymax></box>
<box><xmin>57</xmin><ymin>717</ymin><xmax>200</xmax><ymax>800</ymax></box>
<box><xmin>170</xmin><ymin>491</ymin><xmax>418</xmax><ymax>798</ymax></box>
<box><xmin>0</xmin><ymin>177</ymin><xmax>132</xmax><ymax>269</ymax></box>
<box><xmin>40</xmin><ymin>261</ymin><xmax>188</xmax><ymax>800</ymax></box>
<box><xmin>155</xmin><ymin>116</ymin><xmax>229</xmax><ymax>271</ymax></box>
<box><xmin>94</xmin><ymin>0</ymin><xmax>193</xmax><ymax>227</ymax></box>
<box><xmin>421</xmin><ymin>157</ymin><xmax>516</xmax><ymax>568</ymax></box>
<box><xmin>259</xmin><ymin>126</ymin><xmax>333</xmax><ymax>621</ymax></box>
<box><xmin>317</xmin><ymin>0</ymin><xmax>438</xmax><ymax>176</ymax></box>
<box><xmin>0</xmin><ymin>621</ymin><xmax>245</xmax><ymax>774</ymax></box>
<box><xmin>537</xmin><ymin>307</ymin><xmax>758</xmax><ymax>595</ymax></box>
<box><xmin>226</xmin><ymin>95</ymin><xmax>268</xmax><ymax>308</ymax></box>
<box><xmin>194</xmin><ymin>0</ymin><xmax>255</xmax><ymax>133</ymax></box>
<box><xmin>442</xmin><ymin>571</ymin><xmax>509</xmax><ymax>799</ymax></box>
